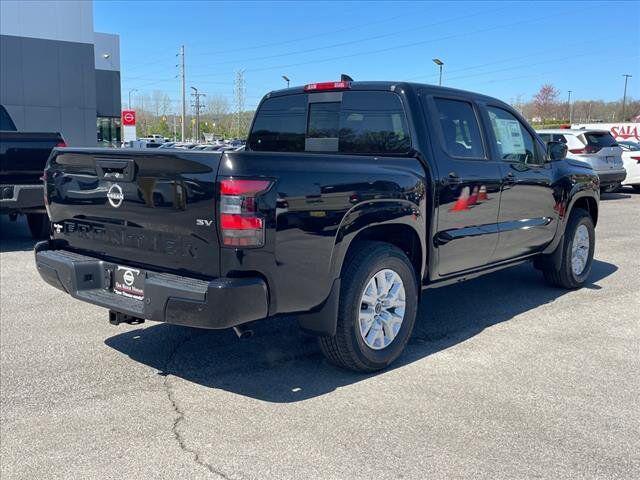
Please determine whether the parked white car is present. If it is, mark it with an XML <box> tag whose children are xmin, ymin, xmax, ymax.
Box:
<box><xmin>538</xmin><ymin>129</ymin><xmax>626</xmax><ymax>192</ymax></box>
<box><xmin>618</xmin><ymin>140</ymin><xmax>640</xmax><ymax>192</ymax></box>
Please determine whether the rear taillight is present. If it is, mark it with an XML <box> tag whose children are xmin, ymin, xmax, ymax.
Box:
<box><xmin>219</xmin><ymin>178</ymin><xmax>271</xmax><ymax>247</ymax></box>
<box><xmin>569</xmin><ymin>145</ymin><xmax>600</xmax><ymax>154</ymax></box>
<box><xmin>631</xmin><ymin>156</ymin><xmax>640</xmax><ymax>163</ymax></box>
<box><xmin>304</xmin><ymin>81</ymin><xmax>351</xmax><ymax>92</ymax></box>
<box><xmin>56</xmin><ymin>139</ymin><xmax>67</xmax><ymax>148</ymax></box>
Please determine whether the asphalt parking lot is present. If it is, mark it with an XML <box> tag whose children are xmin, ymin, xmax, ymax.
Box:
<box><xmin>1</xmin><ymin>189</ymin><xmax>639</xmax><ymax>480</ymax></box>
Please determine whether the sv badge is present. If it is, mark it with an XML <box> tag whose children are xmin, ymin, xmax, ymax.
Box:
<box><xmin>196</xmin><ymin>219</ymin><xmax>214</xmax><ymax>227</ymax></box>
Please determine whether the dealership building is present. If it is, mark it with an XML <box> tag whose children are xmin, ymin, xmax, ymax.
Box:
<box><xmin>0</xmin><ymin>0</ymin><xmax>121</xmax><ymax>146</ymax></box>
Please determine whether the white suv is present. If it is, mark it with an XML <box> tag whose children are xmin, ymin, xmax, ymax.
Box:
<box><xmin>538</xmin><ymin>129</ymin><xmax>626</xmax><ymax>192</ymax></box>
<box><xmin>618</xmin><ymin>141</ymin><xmax>640</xmax><ymax>192</ymax></box>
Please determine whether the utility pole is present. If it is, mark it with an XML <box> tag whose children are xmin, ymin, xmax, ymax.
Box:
<box><xmin>234</xmin><ymin>70</ymin><xmax>245</xmax><ymax>138</ymax></box>
<box><xmin>190</xmin><ymin>86</ymin><xmax>206</xmax><ymax>142</ymax></box>
<box><xmin>622</xmin><ymin>74</ymin><xmax>632</xmax><ymax>121</ymax></box>
<box><xmin>128</xmin><ymin>88</ymin><xmax>137</xmax><ymax>110</ymax></box>
<box><xmin>172</xmin><ymin>114</ymin><xmax>177</xmax><ymax>141</ymax></box>
<box><xmin>567</xmin><ymin>90</ymin><xmax>573</xmax><ymax>124</ymax></box>
<box><xmin>178</xmin><ymin>45</ymin><xmax>186</xmax><ymax>141</ymax></box>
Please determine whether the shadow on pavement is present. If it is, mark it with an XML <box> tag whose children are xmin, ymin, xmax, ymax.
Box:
<box><xmin>105</xmin><ymin>259</ymin><xmax>617</xmax><ymax>403</ymax></box>
<box><xmin>600</xmin><ymin>191</ymin><xmax>632</xmax><ymax>200</ymax></box>
<box><xmin>0</xmin><ymin>216</ymin><xmax>37</xmax><ymax>253</ymax></box>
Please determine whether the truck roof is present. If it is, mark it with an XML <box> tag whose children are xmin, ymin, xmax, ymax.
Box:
<box><xmin>266</xmin><ymin>81</ymin><xmax>508</xmax><ymax>106</ymax></box>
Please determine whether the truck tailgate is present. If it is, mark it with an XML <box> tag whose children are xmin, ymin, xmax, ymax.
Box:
<box><xmin>46</xmin><ymin>148</ymin><xmax>222</xmax><ymax>278</ymax></box>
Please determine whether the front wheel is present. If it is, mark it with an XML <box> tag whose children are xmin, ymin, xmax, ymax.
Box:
<box><xmin>319</xmin><ymin>241</ymin><xmax>418</xmax><ymax>372</ymax></box>
<box><xmin>542</xmin><ymin>208</ymin><xmax>595</xmax><ymax>289</ymax></box>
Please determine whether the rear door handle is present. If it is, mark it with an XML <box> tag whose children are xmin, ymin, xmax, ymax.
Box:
<box><xmin>503</xmin><ymin>172</ymin><xmax>516</xmax><ymax>184</ymax></box>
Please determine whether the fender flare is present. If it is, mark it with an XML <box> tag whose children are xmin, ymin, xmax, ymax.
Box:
<box><xmin>329</xmin><ymin>199</ymin><xmax>425</xmax><ymax>282</ymax></box>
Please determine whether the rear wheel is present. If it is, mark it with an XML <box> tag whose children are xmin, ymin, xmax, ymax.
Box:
<box><xmin>541</xmin><ymin>208</ymin><xmax>594</xmax><ymax>289</ymax></box>
<box><xmin>26</xmin><ymin>213</ymin><xmax>50</xmax><ymax>239</ymax></box>
<box><xmin>319</xmin><ymin>241</ymin><xmax>418</xmax><ymax>372</ymax></box>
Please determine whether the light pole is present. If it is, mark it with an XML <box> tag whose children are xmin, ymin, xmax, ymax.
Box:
<box><xmin>282</xmin><ymin>75</ymin><xmax>290</xmax><ymax>88</ymax></box>
<box><xmin>128</xmin><ymin>88</ymin><xmax>137</xmax><ymax>109</ymax></box>
<box><xmin>622</xmin><ymin>74</ymin><xmax>632</xmax><ymax>121</ymax></box>
<box><xmin>567</xmin><ymin>90</ymin><xmax>573</xmax><ymax>124</ymax></box>
<box><xmin>432</xmin><ymin>58</ymin><xmax>444</xmax><ymax>86</ymax></box>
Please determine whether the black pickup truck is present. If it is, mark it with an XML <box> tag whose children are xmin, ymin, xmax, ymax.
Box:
<box><xmin>1</xmin><ymin>105</ymin><xmax>66</xmax><ymax>238</ymax></box>
<box><xmin>35</xmin><ymin>81</ymin><xmax>599</xmax><ymax>372</ymax></box>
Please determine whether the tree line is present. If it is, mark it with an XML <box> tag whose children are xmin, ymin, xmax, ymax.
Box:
<box><xmin>129</xmin><ymin>90</ymin><xmax>254</xmax><ymax>140</ymax></box>
<box><xmin>127</xmin><ymin>85</ymin><xmax>639</xmax><ymax>140</ymax></box>
<box><xmin>514</xmin><ymin>84</ymin><xmax>639</xmax><ymax>126</ymax></box>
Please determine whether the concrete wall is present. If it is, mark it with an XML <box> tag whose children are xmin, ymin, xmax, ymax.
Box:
<box><xmin>0</xmin><ymin>34</ymin><xmax>97</xmax><ymax>146</ymax></box>
<box><xmin>0</xmin><ymin>0</ymin><xmax>94</xmax><ymax>44</ymax></box>
<box><xmin>0</xmin><ymin>1</ymin><xmax>121</xmax><ymax>146</ymax></box>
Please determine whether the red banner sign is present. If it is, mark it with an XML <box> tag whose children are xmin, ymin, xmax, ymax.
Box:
<box><xmin>122</xmin><ymin>110</ymin><xmax>136</xmax><ymax>126</ymax></box>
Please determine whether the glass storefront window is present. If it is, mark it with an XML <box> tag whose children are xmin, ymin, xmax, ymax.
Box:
<box><xmin>97</xmin><ymin>117</ymin><xmax>122</xmax><ymax>147</ymax></box>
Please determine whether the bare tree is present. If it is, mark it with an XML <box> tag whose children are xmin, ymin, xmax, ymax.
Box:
<box><xmin>533</xmin><ymin>84</ymin><xmax>560</xmax><ymax>123</ymax></box>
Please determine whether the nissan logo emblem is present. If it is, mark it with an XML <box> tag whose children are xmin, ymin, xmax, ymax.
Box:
<box><xmin>122</xmin><ymin>269</ymin><xmax>135</xmax><ymax>287</ymax></box>
<box><xmin>107</xmin><ymin>184</ymin><xmax>124</xmax><ymax>208</ymax></box>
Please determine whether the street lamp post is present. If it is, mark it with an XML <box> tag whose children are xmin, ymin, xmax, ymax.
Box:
<box><xmin>432</xmin><ymin>58</ymin><xmax>444</xmax><ymax>86</ymax></box>
<box><xmin>622</xmin><ymin>74</ymin><xmax>632</xmax><ymax>121</ymax></box>
<box><xmin>128</xmin><ymin>88</ymin><xmax>137</xmax><ymax>110</ymax></box>
<box><xmin>567</xmin><ymin>90</ymin><xmax>573</xmax><ymax>124</ymax></box>
<box><xmin>282</xmin><ymin>75</ymin><xmax>290</xmax><ymax>88</ymax></box>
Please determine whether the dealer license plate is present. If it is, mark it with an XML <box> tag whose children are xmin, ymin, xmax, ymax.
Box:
<box><xmin>113</xmin><ymin>266</ymin><xmax>145</xmax><ymax>300</ymax></box>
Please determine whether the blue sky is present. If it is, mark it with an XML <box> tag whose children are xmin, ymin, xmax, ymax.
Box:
<box><xmin>94</xmin><ymin>0</ymin><xmax>640</xmax><ymax>112</ymax></box>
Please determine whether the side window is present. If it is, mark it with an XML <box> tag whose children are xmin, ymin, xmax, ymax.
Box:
<box><xmin>0</xmin><ymin>105</ymin><xmax>17</xmax><ymax>131</ymax></box>
<box><xmin>433</xmin><ymin>98</ymin><xmax>484</xmax><ymax>158</ymax></box>
<box><xmin>486</xmin><ymin>106</ymin><xmax>541</xmax><ymax>165</ymax></box>
<box><xmin>553</xmin><ymin>134</ymin><xmax>567</xmax><ymax>143</ymax></box>
<box><xmin>339</xmin><ymin>91</ymin><xmax>411</xmax><ymax>154</ymax></box>
<box><xmin>248</xmin><ymin>94</ymin><xmax>307</xmax><ymax>152</ymax></box>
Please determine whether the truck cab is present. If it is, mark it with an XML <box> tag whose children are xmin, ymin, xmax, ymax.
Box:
<box><xmin>35</xmin><ymin>81</ymin><xmax>599</xmax><ymax>372</ymax></box>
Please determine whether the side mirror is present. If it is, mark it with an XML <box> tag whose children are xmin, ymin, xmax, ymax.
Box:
<box><xmin>547</xmin><ymin>141</ymin><xmax>567</xmax><ymax>161</ymax></box>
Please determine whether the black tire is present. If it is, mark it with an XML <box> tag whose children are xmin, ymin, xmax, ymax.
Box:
<box><xmin>26</xmin><ymin>213</ymin><xmax>50</xmax><ymax>240</ymax></box>
<box><xmin>319</xmin><ymin>241</ymin><xmax>419</xmax><ymax>372</ymax></box>
<box><xmin>632</xmin><ymin>185</ymin><xmax>640</xmax><ymax>193</ymax></box>
<box><xmin>542</xmin><ymin>208</ymin><xmax>595</xmax><ymax>289</ymax></box>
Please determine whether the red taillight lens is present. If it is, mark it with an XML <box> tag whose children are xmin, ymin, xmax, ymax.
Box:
<box><xmin>56</xmin><ymin>139</ymin><xmax>67</xmax><ymax>148</ymax></box>
<box><xmin>221</xmin><ymin>214</ymin><xmax>263</xmax><ymax>230</ymax></box>
<box><xmin>304</xmin><ymin>81</ymin><xmax>350</xmax><ymax>92</ymax></box>
<box><xmin>631</xmin><ymin>156</ymin><xmax>640</xmax><ymax>163</ymax></box>
<box><xmin>219</xmin><ymin>178</ymin><xmax>272</xmax><ymax>247</ymax></box>
<box><xmin>585</xmin><ymin>145</ymin><xmax>600</xmax><ymax>154</ymax></box>
<box><xmin>569</xmin><ymin>148</ymin><xmax>585</xmax><ymax>154</ymax></box>
<box><xmin>220</xmin><ymin>179</ymin><xmax>270</xmax><ymax>195</ymax></box>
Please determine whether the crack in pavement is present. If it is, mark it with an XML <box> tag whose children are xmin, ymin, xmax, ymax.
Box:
<box><xmin>162</xmin><ymin>332</ymin><xmax>236</xmax><ymax>480</ymax></box>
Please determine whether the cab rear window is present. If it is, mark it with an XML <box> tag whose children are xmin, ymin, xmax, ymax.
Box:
<box><xmin>248</xmin><ymin>91</ymin><xmax>411</xmax><ymax>154</ymax></box>
<box><xmin>583</xmin><ymin>132</ymin><xmax>617</xmax><ymax>148</ymax></box>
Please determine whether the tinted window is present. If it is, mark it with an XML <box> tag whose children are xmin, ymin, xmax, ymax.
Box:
<box><xmin>487</xmin><ymin>107</ymin><xmax>540</xmax><ymax>164</ymax></box>
<box><xmin>433</xmin><ymin>98</ymin><xmax>484</xmax><ymax>158</ymax></box>
<box><xmin>248</xmin><ymin>91</ymin><xmax>410</xmax><ymax>154</ymax></box>
<box><xmin>0</xmin><ymin>105</ymin><xmax>17</xmax><ymax>131</ymax></box>
<box><xmin>584</xmin><ymin>132</ymin><xmax>617</xmax><ymax>148</ymax></box>
<box><xmin>339</xmin><ymin>91</ymin><xmax>410</xmax><ymax>154</ymax></box>
<box><xmin>248</xmin><ymin>94</ymin><xmax>306</xmax><ymax>152</ymax></box>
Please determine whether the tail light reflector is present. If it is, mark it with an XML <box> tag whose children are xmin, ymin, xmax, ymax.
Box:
<box><xmin>631</xmin><ymin>156</ymin><xmax>640</xmax><ymax>163</ymax></box>
<box><xmin>304</xmin><ymin>81</ymin><xmax>351</xmax><ymax>92</ymax></box>
<box><xmin>569</xmin><ymin>145</ymin><xmax>600</xmax><ymax>154</ymax></box>
<box><xmin>56</xmin><ymin>139</ymin><xmax>67</xmax><ymax>148</ymax></box>
<box><xmin>219</xmin><ymin>178</ymin><xmax>271</xmax><ymax>247</ymax></box>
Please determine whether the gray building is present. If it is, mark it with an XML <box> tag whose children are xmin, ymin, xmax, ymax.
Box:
<box><xmin>0</xmin><ymin>0</ymin><xmax>121</xmax><ymax>147</ymax></box>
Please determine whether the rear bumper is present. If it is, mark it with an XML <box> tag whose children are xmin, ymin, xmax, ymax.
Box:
<box><xmin>34</xmin><ymin>242</ymin><xmax>269</xmax><ymax>329</ymax></box>
<box><xmin>595</xmin><ymin>169</ymin><xmax>626</xmax><ymax>187</ymax></box>
<box><xmin>0</xmin><ymin>184</ymin><xmax>44</xmax><ymax>214</ymax></box>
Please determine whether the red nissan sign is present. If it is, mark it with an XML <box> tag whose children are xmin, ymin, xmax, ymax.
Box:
<box><xmin>122</xmin><ymin>110</ymin><xmax>136</xmax><ymax>126</ymax></box>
